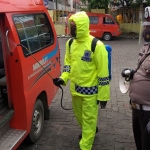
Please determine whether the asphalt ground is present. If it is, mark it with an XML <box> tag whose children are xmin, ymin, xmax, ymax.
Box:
<box><xmin>18</xmin><ymin>37</ymin><xmax>144</xmax><ymax>150</ymax></box>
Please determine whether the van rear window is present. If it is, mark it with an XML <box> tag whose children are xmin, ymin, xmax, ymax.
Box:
<box><xmin>13</xmin><ymin>14</ymin><xmax>54</xmax><ymax>56</ymax></box>
<box><xmin>89</xmin><ymin>16</ymin><xmax>99</xmax><ymax>24</ymax></box>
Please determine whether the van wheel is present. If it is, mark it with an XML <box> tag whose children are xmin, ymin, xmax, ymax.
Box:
<box><xmin>103</xmin><ymin>33</ymin><xmax>112</xmax><ymax>41</ymax></box>
<box><xmin>27</xmin><ymin>99</ymin><xmax>44</xmax><ymax>143</ymax></box>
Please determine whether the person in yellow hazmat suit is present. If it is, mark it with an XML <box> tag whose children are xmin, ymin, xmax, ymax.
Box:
<box><xmin>53</xmin><ymin>11</ymin><xmax>110</xmax><ymax>150</ymax></box>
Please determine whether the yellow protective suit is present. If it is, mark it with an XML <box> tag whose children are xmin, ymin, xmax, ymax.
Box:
<box><xmin>60</xmin><ymin>11</ymin><xmax>110</xmax><ymax>150</ymax></box>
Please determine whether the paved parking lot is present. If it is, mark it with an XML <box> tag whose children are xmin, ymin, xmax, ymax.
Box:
<box><xmin>18</xmin><ymin>37</ymin><xmax>143</xmax><ymax>150</ymax></box>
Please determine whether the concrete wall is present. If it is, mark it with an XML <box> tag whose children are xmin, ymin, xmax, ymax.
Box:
<box><xmin>120</xmin><ymin>23</ymin><xmax>141</xmax><ymax>34</ymax></box>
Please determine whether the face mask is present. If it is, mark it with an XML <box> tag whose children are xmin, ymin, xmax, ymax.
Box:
<box><xmin>70</xmin><ymin>25</ymin><xmax>76</xmax><ymax>38</ymax></box>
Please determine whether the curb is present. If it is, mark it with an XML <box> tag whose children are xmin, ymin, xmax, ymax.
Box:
<box><xmin>57</xmin><ymin>35</ymin><xmax>71</xmax><ymax>38</ymax></box>
<box><xmin>119</xmin><ymin>36</ymin><xmax>139</xmax><ymax>39</ymax></box>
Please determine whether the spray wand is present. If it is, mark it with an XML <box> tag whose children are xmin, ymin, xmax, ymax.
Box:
<box><xmin>17</xmin><ymin>44</ymin><xmax>72</xmax><ymax>110</ymax></box>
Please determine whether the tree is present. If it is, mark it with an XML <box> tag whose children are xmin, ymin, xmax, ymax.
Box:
<box><xmin>110</xmin><ymin>0</ymin><xmax>133</xmax><ymax>8</ymax></box>
<box><xmin>110</xmin><ymin>0</ymin><xmax>150</xmax><ymax>23</ymax></box>
<box><xmin>80</xmin><ymin>0</ymin><xmax>110</xmax><ymax>12</ymax></box>
<box><xmin>132</xmin><ymin>0</ymin><xmax>150</xmax><ymax>6</ymax></box>
<box><xmin>92</xmin><ymin>0</ymin><xmax>110</xmax><ymax>12</ymax></box>
<box><xmin>111</xmin><ymin>0</ymin><xmax>150</xmax><ymax>8</ymax></box>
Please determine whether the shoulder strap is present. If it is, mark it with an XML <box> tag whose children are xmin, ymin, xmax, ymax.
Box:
<box><xmin>69</xmin><ymin>38</ymin><xmax>74</xmax><ymax>50</ymax></box>
<box><xmin>68</xmin><ymin>37</ymin><xmax>99</xmax><ymax>53</ymax></box>
<box><xmin>91</xmin><ymin>38</ymin><xmax>99</xmax><ymax>53</ymax></box>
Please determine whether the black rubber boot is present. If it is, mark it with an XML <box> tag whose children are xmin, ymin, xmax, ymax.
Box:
<box><xmin>79</xmin><ymin>126</ymin><xmax>98</xmax><ymax>140</ymax></box>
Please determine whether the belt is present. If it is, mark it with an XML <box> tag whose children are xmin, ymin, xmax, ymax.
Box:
<box><xmin>131</xmin><ymin>101</ymin><xmax>150</xmax><ymax>111</ymax></box>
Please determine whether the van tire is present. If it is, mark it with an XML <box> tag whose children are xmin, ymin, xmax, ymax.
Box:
<box><xmin>103</xmin><ymin>33</ymin><xmax>112</xmax><ymax>41</ymax></box>
<box><xmin>27</xmin><ymin>99</ymin><xmax>44</xmax><ymax>143</ymax></box>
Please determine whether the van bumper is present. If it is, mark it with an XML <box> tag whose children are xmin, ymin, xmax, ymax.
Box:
<box><xmin>114</xmin><ymin>31</ymin><xmax>122</xmax><ymax>37</ymax></box>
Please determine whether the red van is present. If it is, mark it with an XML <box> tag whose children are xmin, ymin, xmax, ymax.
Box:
<box><xmin>0</xmin><ymin>0</ymin><xmax>60</xmax><ymax>149</ymax></box>
<box><xmin>65</xmin><ymin>12</ymin><xmax>122</xmax><ymax>41</ymax></box>
<box><xmin>87</xmin><ymin>12</ymin><xmax>121</xmax><ymax>41</ymax></box>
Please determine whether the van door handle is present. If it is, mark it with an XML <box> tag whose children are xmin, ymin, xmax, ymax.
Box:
<box><xmin>6</xmin><ymin>29</ymin><xmax>13</xmax><ymax>55</ymax></box>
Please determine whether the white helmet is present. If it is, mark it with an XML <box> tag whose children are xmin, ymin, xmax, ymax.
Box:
<box><xmin>144</xmin><ymin>7</ymin><xmax>150</xmax><ymax>20</ymax></box>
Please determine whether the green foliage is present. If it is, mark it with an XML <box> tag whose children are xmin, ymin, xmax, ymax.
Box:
<box><xmin>79</xmin><ymin>7</ymin><xmax>89</xmax><ymax>12</ymax></box>
<box><xmin>109</xmin><ymin>0</ymin><xmax>150</xmax><ymax>9</ymax></box>
<box><xmin>80</xmin><ymin>0</ymin><xmax>110</xmax><ymax>12</ymax></box>
<box><xmin>130</xmin><ymin>0</ymin><xmax>150</xmax><ymax>9</ymax></box>
<box><xmin>117</xmin><ymin>0</ymin><xmax>150</xmax><ymax>8</ymax></box>
<box><xmin>80</xmin><ymin>0</ymin><xmax>150</xmax><ymax>12</ymax></box>
<box><xmin>135</xmin><ymin>0</ymin><xmax>150</xmax><ymax>5</ymax></box>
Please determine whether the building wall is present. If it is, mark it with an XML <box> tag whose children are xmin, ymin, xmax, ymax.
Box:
<box><xmin>48</xmin><ymin>1</ymin><xmax>55</xmax><ymax>9</ymax></box>
<box><xmin>46</xmin><ymin>0</ymin><xmax>82</xmax><ymax>11</ymax></box>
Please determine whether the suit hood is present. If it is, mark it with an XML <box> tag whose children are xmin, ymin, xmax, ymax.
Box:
<box><xmin>69</xmin><ymin>11</ymin><xmax>90</xmax><ymax>40</ymax></box>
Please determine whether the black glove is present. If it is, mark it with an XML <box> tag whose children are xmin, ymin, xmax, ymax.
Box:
<box><xmin>121</xmin><ymin>68</ymin><xmax>135</xmax><ymax>81</ymax></box>
<box><xmin>53</xmin><ymin>78</ymin><xmax>64</xmax><ymax>87</ymax></box>
<box><xmin>97</xmin><ymin>101</ymin><xmax>107</xmax><ymax>109</ymax></box>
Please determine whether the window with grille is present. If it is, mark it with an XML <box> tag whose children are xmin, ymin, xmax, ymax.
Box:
<box><xmin>13</xmin><ymin>13</ymin><xmax>54</xmax><ymax>56</ymax></box>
